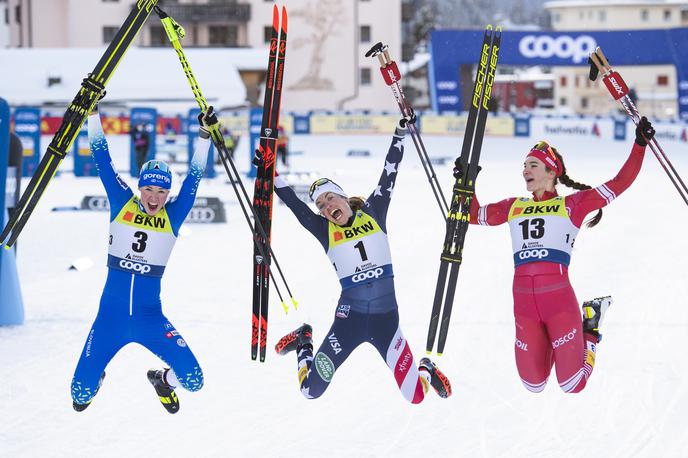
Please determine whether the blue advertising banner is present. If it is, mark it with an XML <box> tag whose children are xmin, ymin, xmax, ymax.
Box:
<box><xmin>73</xmin><ymin>122</ymin><xmax>97</xmax><ymax>177</ymax></box>
<box><xmin>0</xmin><ymin>97</ymin><xmax>24</xmax><ymax>325</ymax></box>
<box><xmin>13</xmin><ymin>107</ymin><xmax>41</xmax><ymax>177</ymax></box>
<box><xmin>187</xmin><ymin>108</ymin><xmax>215</xmax><ymax>178</ymax></box>
<box><xmin>130</xmin><ymin>107</ymin><xmax>158</xmax><ymax>177</ymax></box>
<box><xmin>247</xmin><ymin>107</ymin><xmax>262</xmax><ymax>178</ymax></box>
<box><xmin>430</xmin><ymin>27</ymin><xmax>688</xmax><ymax>118</ymax></box>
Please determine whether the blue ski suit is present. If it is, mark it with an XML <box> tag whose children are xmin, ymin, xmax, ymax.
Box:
<box><xmin>274</xmin><ymin>126</ymin><xmax>426</xmax><ymax>403</ymax></box>
<box><xmin>71</xmin><ymin>114</ymin><xmax>209</xmax><ymax>405</ymax></box>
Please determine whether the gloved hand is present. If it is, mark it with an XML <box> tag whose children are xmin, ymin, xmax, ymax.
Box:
<box><xmin>198</xmin><ymin>106</ymin><xmax>219</xmax><ymax>139</ymax></box>
<box><xmin>453</xmin><ymin>157</ymin><xmax>481</xmax><ymax>179</ymax></box>
<box><xmin>635</xmin><ymin>116</ymin><xmax>655</xmax><ymax>147</ymax></box>
<box><xmin>398</xmin><ymin>109</ymin><xmax>417</xmax><ymax>129</ymax></box>
<box><xmin>252</xmin><ymin>148</ymin><xmax>264</xmax><ymax>167</ymax></box>
<box><xmin>89</xmin><ymin>90</ymin><xmax>106</xmax><ymax>116</ymax></box>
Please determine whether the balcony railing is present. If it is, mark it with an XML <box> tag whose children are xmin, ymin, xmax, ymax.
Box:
<box><xmin>161</xmin><ymin>2</ymin><xmax>251</xmax><ymax>23</ymax></box>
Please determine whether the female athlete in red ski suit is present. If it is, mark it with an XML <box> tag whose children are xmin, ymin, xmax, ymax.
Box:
<box><xmin>468</xmin><ymin>117</ymin><xmax>655</xmax><ymax>393</ymax></box>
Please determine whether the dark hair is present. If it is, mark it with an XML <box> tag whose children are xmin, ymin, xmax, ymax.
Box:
<box><xmin>548</xmin><ymin>147</ymin><xmax>602</xmax><ymax>228</ymax></box>
<box><xmin>348</xmin><ymin>196</ymin><xmax>366</xmax><ymax>212</ymax></box>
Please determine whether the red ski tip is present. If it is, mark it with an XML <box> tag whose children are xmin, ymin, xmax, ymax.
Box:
<box><xmin>282</xmin><ymin>6</ymin><xmax>288</xmax><ymax>32</ymax></box>
<box><xmin>272</xmin><ymin>4</ymin><xmax>279</xmax><ymax>29</ymax></box>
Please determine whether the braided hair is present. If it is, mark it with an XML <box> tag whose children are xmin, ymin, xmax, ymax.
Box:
<box><xmin>550</xmin><ymin>147</ymin><xmax>602</xmax><ymax>228</ymax></box>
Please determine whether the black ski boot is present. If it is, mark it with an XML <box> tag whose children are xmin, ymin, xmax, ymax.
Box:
<box><xmin>147</xmin><ymin>369</ymin><xmax>179</xmax><ymax>414</ymax></box>
<box><xmin>582</xmin><ymin>296</ymin><xmax>613</xmax><ymax>341</ymax></box>
<box><xmin>419</xmin><ymin>358</ymin><xmax>452</xmax><ymax>398</ymax></box>
<box><xmin>275</xmin><ymin>324</ymin><xmax>313</xmax><ymax>355</ymax></box>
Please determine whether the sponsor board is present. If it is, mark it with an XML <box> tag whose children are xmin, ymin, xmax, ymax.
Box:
<box><xmin>529</xmin><ymin>117</ymin><xmax>614</xmax><ymax>140</ymax></box>
<box><xmin>420</xmin><ymin>114</ymin><xmax>514</xmax><ymax>136</ymax></box>
<box><xmin>79</xmin><ymin>195</ymin><xmax>226</xmax><ymax>223</ymax></box>
<box><xmin>310</xmin><ymin>114</ymin><xmax>398</xmax><ymax>134</ymax></box>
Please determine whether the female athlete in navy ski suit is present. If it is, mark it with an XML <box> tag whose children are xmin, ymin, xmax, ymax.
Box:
<box><xmin>70</xmin><ymin>107</ymin><xmax>213</xmax><ymax>412</ymax></box>
<box><xmin>272</xmin><ymin>116</ymin><xmax>451</xmax><ymax>403</ymax></box>
<box><xmin>467</xmin><ymin>117</ymin><xmax>655</xmax><ymax>393</ymax></box>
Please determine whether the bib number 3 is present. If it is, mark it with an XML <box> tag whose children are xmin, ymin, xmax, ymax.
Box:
<box><xmin>132</xmin><ymin>231</ymin><xmax>148</xmax><ymax>253</ymax></box>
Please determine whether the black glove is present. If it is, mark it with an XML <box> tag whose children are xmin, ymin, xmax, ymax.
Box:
<box><xmin>453</xmin><ymin>158</ymin><xmax>481</xmax><ymax>179</ymax></box>
<box><xmin>635</xmin><ymin>116</ymin><xmax>655</xmax><ymax>147</ymax></box>
<box><xmin>89</xmin><ymin>90</ymin><xmax>106</xmax><ymax>115</ymax></box>
<box><xmin>198</xmin><ymin>106</ymin><xmax>219</xmax><ymax>139</ymax></box>
<box><xmin>252</xmin><ymin>148</ymin><xmax>264</xmax><ymax>167</ymax></box>
<box><xmin>398</xmin><ymin>109</ymin><xmax>417</xmax><ymax>129</ymax></box>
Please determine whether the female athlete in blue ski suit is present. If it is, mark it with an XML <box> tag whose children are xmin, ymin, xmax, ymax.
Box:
<box><xmin>273</xmin><ymin>118</ymin><xmax>451</xmax><ymax>403</ymax></box>
<box><xmin>70</xmin><ymin>109</ymin><xmax>210</xmax><ymax>410</ymax></box>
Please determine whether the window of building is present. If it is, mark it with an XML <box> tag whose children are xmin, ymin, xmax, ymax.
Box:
<box><xmin>4</xmin><ymin>7</ymin><xmax>8</xmax><ymax>25</ymax></box>
<box><xmin>103</xmin><ymin>26</ymin><xmax>118</xmax><ymax>44</ymax></box>
<box><xmin>360</xmin><ymin>68</ymin><xmax>372</xmax><ymax>86</ymax></box>
<box><xmin>657</xmin><ymin>75</ymin><xmax>669</xmax><ymax>86</ymax></box>
<box><xmin>209</xmin><ymin>25</ymin><xmax>238</xmax><ymax>47</ymax></box>
<box><xmin>581</xmin><ymin>97</ymin><xmax>588</xmax><ymax>109</ymax></box>
<box><xmin>579</xmin><ymin>11</ymin><xmax>584</xmax><ymax>20</ymax></box>
<box><xmin>641</xmin><ymin>9</ymin><xmax>649</xmax><ymax>21</ymax></box>
<box><xmin>560</xmin><ymin>75</ymin><xmax>567</xmax><ymax>87</ymax></box>
<box><xmin>553</xmin><ymin>13</ymin><xmax>560</xmax><ymax>23</ymax></box>
<box><xmin>664</xmin><ymin>9</ymin><xmax>671</xmax><ymax>21</ymax></box>
<box><xmin>599</xmin><ymin>10</ymin><xmax>606</xmax><ymax>22</ymax></box>
<box><xmin>682</xmin><ymin>9</ymin><xmax>688</xmax><ymax>21</ymax></box>
<box><xmin>149</xmin><ymin>25</ymin><xmax>166</xmax><ymax>47</ymax></box>
<box><xmin>575</xmin><ymin>75</ymin><xmax>579</xmax><ymax>88</ymax></box>
<box><xmin>14</xmin><ymin>4</ymin><xmax>20</xmax><ymax>23</ymax></box>
<box><xmin>560</xmin><ymin>97</ymin><xmax>567</xmax><ymax>106</ymax></box>
<box><xmin>360</xmin><ymin>25</ymin><xmax>371</xmax><ymax>43</ymax></box>
<box><xmin>263</xmin><ymin>25</ymin><xmax>272</xmax><ymax>43</ymax></box>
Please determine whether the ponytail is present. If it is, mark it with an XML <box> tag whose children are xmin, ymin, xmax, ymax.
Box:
<box><xmin>348</xmin><ymin>196</ymin><xmax>366</xmax><ymax>212</ymax></box>
<box><xmin>551</xmin><ymin>148</ymin><xmax>603</xmax><ymax>228</ymax></box>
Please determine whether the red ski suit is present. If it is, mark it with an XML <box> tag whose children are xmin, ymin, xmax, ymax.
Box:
<box><xmin>470</xmin><ymin>143</ymin><xmax>646</xmax><ymax>393</ymax></box>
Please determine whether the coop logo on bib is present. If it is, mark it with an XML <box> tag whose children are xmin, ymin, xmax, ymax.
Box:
<box><xmin>351</xmin><ymin>267</ymin><xmax>384</xmax><ymax>283</ymax></box>
<box><xmin>518</xmin><ymin>249</ymin><xmax>549</xmax><ymax>260</ymax></box>
<box><xmin>119</xmin><ymin>259</ymin><xmax>152</xmax><ymax>274</ymax></box>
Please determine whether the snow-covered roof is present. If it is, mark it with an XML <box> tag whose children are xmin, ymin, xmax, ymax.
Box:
<box><xmin>0</xmin><ymin>47</ymin><xmax>266</xmax><ymax>113</ymax></box>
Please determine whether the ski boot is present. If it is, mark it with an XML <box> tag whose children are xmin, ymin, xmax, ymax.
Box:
<box><xmin>419</xmin><ymin>357</ymin><xmax>452</xmax><ymax>398</ymax></box>
<box><xmin>275</xmin><ymin>324</ymin><xmax>313</xmax><ymax>355</ymax></box>
<box><xmin>73</xmin><ymin>372</ymin><xmax>106</xmax><ymax>412</ymax></box>
<box><xmin>147</xmin><ymin>369</ymin><xmax>179</xmax><ymax>414</ymax></box>
<box><xmin>582</xmin><ymin>296</ymin><xmax>613</xmax><ymax>341</ymax></box>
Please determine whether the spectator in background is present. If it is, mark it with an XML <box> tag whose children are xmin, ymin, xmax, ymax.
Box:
<box><xmin>132</xmin><ymin>123</ymin><xmax>151</xmax><ymax>173</ymax></box>
<box><xmin>277</xmin><ymin>124</ymin><xmax>289</xmax><ymax>167</ymax></box>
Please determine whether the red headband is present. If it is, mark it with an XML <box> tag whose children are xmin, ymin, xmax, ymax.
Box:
<box><xmin>526</xmin><ymin>143</ymin><xmax>562</xmax><ymax>177</ymax></box>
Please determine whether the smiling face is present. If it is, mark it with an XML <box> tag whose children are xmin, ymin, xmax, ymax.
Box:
<box><xmin>315</xmin><ymin>192</ymin><xmax>353</xmax><ymax>225</ymax></box>
<box><xmin>139</xmin><ymin>185</ymin><xmax>171</xmax><ymax>216</ymax></box>
<box><xmin>523</xmin><ymin>157</ymin><xmax>556</xmax><ymax>196</ymax></box>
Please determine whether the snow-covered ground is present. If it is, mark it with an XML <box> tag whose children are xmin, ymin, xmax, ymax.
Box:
<box><xmin>2</xmin><ymin>131</ymin><xmax>688</xmax><ymax>457</ymax></box>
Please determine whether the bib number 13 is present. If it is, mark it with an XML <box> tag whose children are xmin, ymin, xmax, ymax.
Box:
<box><xmin>519</xmin><ymin>218</ymin><xmax>545</xmax><ymax>240</ymax></box>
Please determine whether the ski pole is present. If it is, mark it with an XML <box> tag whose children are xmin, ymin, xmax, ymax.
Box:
<box><xmin>155</xmin><ymin>6</ymin><xmax>298</xmax><ymax>312</ymax></box>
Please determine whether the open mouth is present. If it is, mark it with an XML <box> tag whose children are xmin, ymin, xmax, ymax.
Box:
<box><xmin>148</xmin><ymin>202</ymin><xmax>160</xmax><ymax>211</ymax></box>
<box><xmin>331</xmin><ymin>209</ymin><xmax>342</xmax><ymax>220</ymax></box>
<box><xmin>525</xmin><ymin>178</ymin><xmax>534</xmax><ymax>184</ymax></box>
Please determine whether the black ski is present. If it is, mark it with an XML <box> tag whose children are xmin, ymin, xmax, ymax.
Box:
<box><xmin>252</xmin><ymin>5</ymin><xmax>288</xmax><ymax>362</ymax></box>
<box><xmin>426</xmin><ymin>26</ymin><xmax>501</xmax><ymax>355</ymax></box>
<box><xmin>0</xmin><ymin>0</ymin><xmax>159</xmax><ymax>248</ymax></box>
